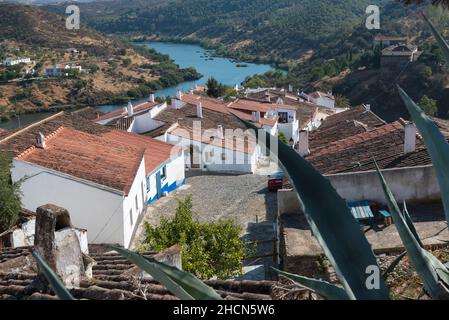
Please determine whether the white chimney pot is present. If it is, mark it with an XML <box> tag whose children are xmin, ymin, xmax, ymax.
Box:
<box><xmin>35</xmin><ymin>132</ymin><xmax>46</xmax><ymax>149</ymax></box>
<box><xmin>127</xmin><ymin>101</ymin><xmax>133</xmax><ymax>117</ymax></box>
<box><xmin>404</xmin><ymin>121</ymin><xmax>417</xmax><ymax>154</ymax></box>
<box><xmin>297</xmin><ymin>130</ymin><xmax>310</xmax><ymax>157</ymax></box>
<box><xmin>196</xmin><ymin>101</ymin><xmax>203</xmax><ymax>118</ymax></box>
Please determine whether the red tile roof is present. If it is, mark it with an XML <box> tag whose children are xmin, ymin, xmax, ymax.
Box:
<box><xmin>229</xmin><ymin>99</ymin><xmax>272</xmax><ymax>113</ymax></box>
<box><xmin>1</xmin><ymin>112</ymin><xmax>180</xmax><ymax>195</ymax></box>
<box><xmin>177</xmin><ymin>94</ymin><xmax>275</xmax><ymax>127</ymax></box>
<box><xmin>96</xmin><ymin>101</ymin><xmax>158</xmax><ymax>122</ymax></box>
<box><xmin>307</xmin><ymin>121</ymin><xmax>430</xmax><ymax>174</ymax></box>
<box><xmin>16</xmin><ymin>127</ymin><xmax>144</xmax><ymax>194</ymax></box>
<box><xmin>309</xmin><ymin>105</ymin><xmax>386</xmax><ymax>152</ymax></box>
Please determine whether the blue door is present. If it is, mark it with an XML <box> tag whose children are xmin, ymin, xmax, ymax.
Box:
<box><xmin>156</xmin><ymin>171</ymin><xmax>162</xmax><ymax>198</ymax></box>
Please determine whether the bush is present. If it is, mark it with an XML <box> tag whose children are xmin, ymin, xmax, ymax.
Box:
<box><xmin>419</xmin><ymin>95</ymin><xmax>438</xmax><ymax>116</ymax></box>
<box><xmin>0</xmin><ymin>150</ymin><xmax>22</xmax><ymax>232</ymax></box>
<box><xmin>142</xmin><ymin>196</ymin><xmax>246</xmax><ymax>280</ymax></box>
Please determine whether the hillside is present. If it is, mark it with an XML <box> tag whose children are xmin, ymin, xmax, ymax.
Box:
<box><xmin>45</xmin><ymin>0</ymin><xmax>394</xmax><ymax>65</ymax></box>
<box><xmin>0</xmin><ymin>3</ymin><xmax>200</xmax><ymax>118</ymax></box>
<box><xmin>41</xmin><ymin>0</ymin><xmax>449</xmax><ymax>122</ymax></box>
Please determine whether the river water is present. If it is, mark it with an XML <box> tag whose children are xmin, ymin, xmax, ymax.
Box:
<box><xmin>1</xmin><ymin>42</ymin><xmax>274</xmax><ymax>128</ymax></box>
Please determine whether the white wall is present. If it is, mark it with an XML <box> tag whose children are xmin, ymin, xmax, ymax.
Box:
<box><xmin>313</xmin><ymin>97</ymin><xmax>335</xmax><ymax>109</ymax></box>
<box><xmin>122</xmin><ymin>159</ymin><xmax>147</xmax><ymax>248</ymax></box>
<box><xmin>164</xmin><ymin>134</ymin><xmax>256</xmax><ymax>173</ymax></box>
<box><xmin>146</xmin><ymin>151</ymin><xmax>186</xmax><ymax>203</ymax></box>
<box><xmin>327</xmin><ymin>165</ymin><xmax>440</xmax><ymax>204</ymax></box>
<box><xmin>277</xmin><ymin>165</ymin><xmax>441</xmax><ymax>215</ymax></box>
<box><xmin>12</xmin><ymin>160</ymin><xmax>127</xmax><ymax>246</ymax></box>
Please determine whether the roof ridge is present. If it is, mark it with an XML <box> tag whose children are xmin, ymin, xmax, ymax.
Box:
<box><xmin>0</xmin><ymin>111</ymin><xmax>65</xmax><ymax>144</ymax></box>
<box><xmin>309</xmin><ymin>121</ymin><xmax>403</xmax><ymax>159</ymax></box>
<box><xmin>15</xmin><ymin>126</ymin><xmax>65</xmax><ymax>160</ymax></box>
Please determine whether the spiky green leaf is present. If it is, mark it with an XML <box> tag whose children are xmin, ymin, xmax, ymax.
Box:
<box><xmin>402</xmin><ymin>202</ymin><xmax>424</xmax><ymax>247</ymax></box>
<box><xmin>273</xmin><ymin>268</ymin><xmax>349</xmax><ymax>300</ymax></box>
<box><xmin>398</xmin><ymin>86</ymin><xmax>449</xmax><ymax>225</ymax></box>
<box><xmin>111</xmin><ymin>246</ymin><xmax>222</xmax><ymax>300</ymax></box>
<box><xmin>382</xmin><ymin>252</ymin><xmax>407</xmax><ymax>278</ymax></box>
<box><xmin>32</xmin><ymin>251</ymin><xmax>75</xmax><ymax>300</ymax></box>
<box><xmin>375</xmin><ymin>162</ymin><xmax>449</xmax><ymax>299</ymax></box>
<box><xmin>236</xmin><ymin>118</ymin><xmax>390</xmax><ymax>300</ymax></box>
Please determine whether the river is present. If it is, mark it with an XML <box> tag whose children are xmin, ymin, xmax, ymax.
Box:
<box><xmin>1</xmin><ymin>42</ymin><xmax>275</xmax><ymax>128</ymax></box>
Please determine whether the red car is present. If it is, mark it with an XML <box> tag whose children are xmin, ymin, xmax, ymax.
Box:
<box><xmin>268</xmin><ymin>172</ymin><xmax>285</xmax><ymax>191</ymax></box>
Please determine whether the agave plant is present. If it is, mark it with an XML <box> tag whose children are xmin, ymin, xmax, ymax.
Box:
<box><xmin>236</xmin><ymin>119</ymin><xmax>390</xmax><ymax>300</ymax></box>
<box><xmin>32</xmin><ymin>251</ymin><xmax>75</xmax><ymax>300</ymax></box>
<box><xmin>375</xmin><ymin>161</ymin><xmax>449</xmax><ymax>299</ymax></box>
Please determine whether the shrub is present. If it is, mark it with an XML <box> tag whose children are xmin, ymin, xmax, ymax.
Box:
<box><xmin>142</xmin><ymin>196</ymin><xmax>246</xmax><ymax>280</ymax></box>
<box><xmin>419</xmin><ymin>95</ymin><xmax>438</xmax><ymax>116</ymax></box>
<box><xmin>0</xmin><ymin>150</ymin><xmax>22</xmax><ymax>232</ymax></box>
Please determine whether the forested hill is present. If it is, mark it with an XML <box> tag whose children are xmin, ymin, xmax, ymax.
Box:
<box><xmin>45</xmin><ymin>0</ymin><xmax>392</xmax><ymax>63</ymax></box>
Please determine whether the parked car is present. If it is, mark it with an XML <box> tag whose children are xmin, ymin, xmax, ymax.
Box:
<box><xmin>268</xmin><ymin>171</ymin><xmax>285</xmax><ymax>191</ymax></box>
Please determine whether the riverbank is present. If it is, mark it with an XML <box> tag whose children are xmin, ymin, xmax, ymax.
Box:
<box><xmin>133</xmin><ymin>35</ymin><xmax>289</xmax><ymax>71</ymax></box>
<box><xmin>1</xmin><ymin>41</ymin><xmax>275</xmax><ymax>130</ymax></box>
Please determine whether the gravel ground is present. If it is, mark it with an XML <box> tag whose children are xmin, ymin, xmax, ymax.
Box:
<box><xmin>131</xmin><ymin>171</ymin><xmax>278</xmax><ymax>279</ymax></box>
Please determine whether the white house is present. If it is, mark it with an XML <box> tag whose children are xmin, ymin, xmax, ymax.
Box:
<box><xmin>307</xmin><ymin>91</ymin><xmax>335</xmax><ymax>109</ymax></box>
<box><xmin>1</xmin><ymin>114</ymin><xmax>185</xmax><ymax>248</ymax></box>
<box><xmin>141</xmin><ymin>92</ymin><xmax>268</xmax><ymax>174</ymax></box>
<box><xmin>45</xmin><ymin>64</ymin><xmax>83</xmax><ymax>77</ymax></box>
<box><xmin>2</xmin><ymin>57</ymin><xmax>32</xmax><ymax>66</ymax></box>
<box><xmin>95</xmin><ymin>95</ymin><xmax>167</xmax><ymax>134</ymax></box>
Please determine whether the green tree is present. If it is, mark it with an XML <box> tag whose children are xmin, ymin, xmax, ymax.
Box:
<box><xmin>419</xmin><ymin>95</ymin><xmax>438</xmax><ymax>116</ymax></box>
<box><xmin>142</xmin><ymin>196</ymin><xmax>246</xmax><ymax>280</ymax></box>
<box><xmin>334</xmin><ymin>94</ymin><xmax>351</xmax><ymax>108</ymax></box>
<box><xmin>0</xmin><ymin>150</ymin><xmax>22</xmax><ymax>232</ymax></box>
<box><xmin>206</xmin><ymin>77</ymin><xmax>226</xmax><ymax>98</ymax></box>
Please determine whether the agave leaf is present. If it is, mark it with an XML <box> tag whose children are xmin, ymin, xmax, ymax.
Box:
<box><xmin>423</xmin><ymin>14</ymin><xmax>449</xmax><ymax>66</ymax></box>
<box><xmin>397</xmin><ymin>86</ymin><xmax>449</xmax><ymax>225</ymax></box>
<box><xmin>402</xmin><ymin>202</ymin><xmax>424</xmax><ymax>247</ymax></box>
<box><xmin>32</xmin><ymin>251</ymin><xmax>75</xmax><ymax>300</ymax></box>
<box><xmin>236</xmin><ymin>118</ymin><xmax>390</xmax><ymax>300</ymax></box>
<box><xmin>273</xmin><ymin>268</ymin><xmax>349</xmax><ymax>300</ymax></box>
<box><xmin>111</xmin><ymin>246</ymin><xmax>222</xmax><ymax>300</ymax></box>
<box><xmin>375</xmin><ymin>162</ymin><xmax>449</xmax><ymax>299</ymax></box>
<box><xmin>382</xmin><ymin>252</ymin><xmax>407</xmax><ymax>278</ymax></box>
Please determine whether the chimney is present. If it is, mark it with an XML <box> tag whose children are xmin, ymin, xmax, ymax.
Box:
<box><xmin>403</xmin><ymin>121</ymin><xmax>417</xmax><ymax>154</ymax></box>
<box><xmin>127</xmin><ymin>101</ymin><xmax>133</xmax><ymax>117</ymax></box>
<box><xmin>196</xmin><ymin>101</ymin><xmax>203</xmax><ymax>118</ymax></box>
<box><xmin>297</xmin><ymin>130</ymin><xmax>310</xmax><ymax>157</ymax></box>
<box><xmin>35</xmin><ymin>132</ymin><xmax>46</xmax><ymax>149</ymax></box>
<box><xmin>30</xmin><ymin>204</ymin><xmax>89</xmax><ymax>292</ymax></box>
<box><xmin>288</xmin><ymin>84</ymin><xmax>293</xmax><ymax>92</ymax></box>
<box><xmin>265</xmin><ymin>94</ymin><xmax>271</xmax><ymax>103</ymax></box>
<box><xmin>176</xmin><ymin>90</ymin><xmax>183</xmax><ymax>100</ymax></box>
<box><xmin>217</xmin><ymin>125</ymin><xmax>224</xmax><ymax>139</ymax></box>
<box><xmin>254</xmin><ymin>111</ymin><xmax>261</xmax><ymax>123</ymax></box>
<box><xmin>149</xmin><ymin>93</ymin><xmax>155</xmax><ymax>103</ymax></box>
<box><xmin>364</xmin><ymin>104</ymin><xmax>371</xmax><ymax>112</ymax></box>
<box><xmin>251</xmin><ymin>111</ymin><xmax>257</xmax><ymax>123</ymax></box>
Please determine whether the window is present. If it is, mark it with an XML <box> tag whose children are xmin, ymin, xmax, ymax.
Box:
<box><xmin>278</xmin><ymin>112</ymin><xmax>288</xmax><ymax>124</ymax></box>
<box><xmin>129</xmin><ymin>209</ymin><xmax>133</xmax><ymax>226</ymax></box>
<box><xmin>141</xmin><ymin>181</ymin><xmax>146</xmax><ymax>206</ymax></box>
<box><xmin>135</xmin><ymin>195</ymin><xmax>139</xmax><ymax>212</ymax></box>
<box><xmin>161</xmin><ymin>166</ymin><xmax>167</xmax><ymax>179</ymax></box>
<box><xmin>221</xmin><ymin>153</ymin><xmax>226</xmax><ymax>161</ymax></box>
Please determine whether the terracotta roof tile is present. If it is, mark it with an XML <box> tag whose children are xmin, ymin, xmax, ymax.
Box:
<box><xmin>0</xmin><ymin>247</ymin><xmax>277</xmax><ymax>300</ymax></box>
<box><xmin>96</xmin><ymin>101</ymin><xmax>159</xmax><ymax>122</ymax></box>
<box><xmin>0</xmin><ymin>112</ymin><xmax>180</xmax><ymax>194</ymax></box>
<box><xmin>307</xmin><ymin>121</ymin><xmax>430</xmax><ymax>174</ymax></box>
<box><xmin>309</xmin><ymin>105</ymin><xmax>386</xmax><ymax>151</ymax></box>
